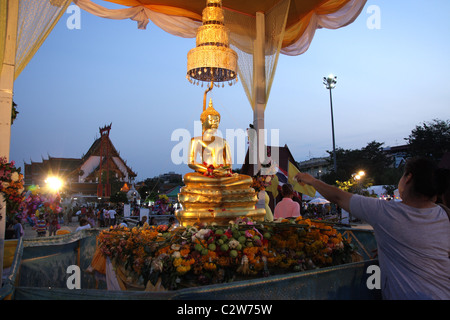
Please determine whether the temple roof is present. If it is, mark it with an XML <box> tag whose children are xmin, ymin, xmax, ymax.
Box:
<box><xmin>71</xmin><ymin>134</ymin><xmax>137</xmax><ymax>179</ymax></box>
<box><xmin>240</xmin><ymin>144</ymin><xmax>299</xmax><ymax>176</ymax></box>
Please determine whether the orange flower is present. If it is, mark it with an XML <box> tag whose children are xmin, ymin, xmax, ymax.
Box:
<box><xmin>204</xmin><ymin>262</ymin><xmax>217</xmax><ymax>271</ymax></box>
<box><xmin>180</xmin><ymin>247</ymin><xmax>190</xmax><ymax>257</ymax></box>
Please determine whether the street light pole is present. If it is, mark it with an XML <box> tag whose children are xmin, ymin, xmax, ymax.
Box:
<box><xmin>323</xmin><ymin>74</ymin><xmax>337</xmax><ymax>173</ymax></box>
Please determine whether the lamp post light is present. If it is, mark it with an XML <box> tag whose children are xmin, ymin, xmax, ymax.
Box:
<box><xmin>45</xmin><ymin>176</ymin><xmax>63</xmax><ymax>193</ymax></box>
<box><xmin>323</xmin><ymin>74</ymin><xmax>337</xmax><ymax>173</ymax></box>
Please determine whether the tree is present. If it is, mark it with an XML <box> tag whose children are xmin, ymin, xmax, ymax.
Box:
<box><xmin>360</xmin><ymin>141</ymin><xmax>394</xmax><ymax>184</ymax></box>
<box><xmin>336</xmin><ymin>175</ymin><xmax>374</xmax><ymax>197</ymax></box>
<box><xmin>405</xmin><ymin>119</ymin><xmax>450</xmax><ymax>161</ymax></box>
<box><xmin>11</xmin><ymin>100</ymin><xmax>19</xmax><ymax>124</ymax></box>
<box><xmin>321</xmin><ymin>141</ymin><xmax>395</xmax><ymax>185</ymax></box>
<box><xmin>110</xmin><ymin>191</ymin><xmax>128</xmax><ymax>204</ymax></box>
<box><xmin>100</xmin><ymin>170</ymin><xmax>123</xmax><ymax>195</ymax></box>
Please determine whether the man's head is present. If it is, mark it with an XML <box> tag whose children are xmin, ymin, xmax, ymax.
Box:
<box><xmin>398</xmin><ymin>157</ymin><xmax>440</xmax><ymax>200</ymax></box>
<box><xmin>281</xmin><ymin>183</ymin><xmax>294</xmax><ymax>198</ymax></box>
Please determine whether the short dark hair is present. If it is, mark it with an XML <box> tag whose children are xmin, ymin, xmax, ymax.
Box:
<box><xmin>281</xmin><ymin>183</ymin><xmax>294</xmax><ymax>197</ymax></box>
<box><xmin>404</xmin><ymin>157</ymin><xmax>442</xmax><ymax>198</ymax></box>
<box><xmin>436</xmin><ymin>168</ymin><xmax>450</xmax><ymax>206</ymax></box>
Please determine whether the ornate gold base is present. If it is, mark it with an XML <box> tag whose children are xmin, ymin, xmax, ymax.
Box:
<box><xmin>176</xmin><ymin>172</ymin><xmax>265</xmax><ymax>226</ymax></box>
<box><xmin>175</xmin><ymin>207</ymin><xmax>266</xmax><ymax>227</ymax></box>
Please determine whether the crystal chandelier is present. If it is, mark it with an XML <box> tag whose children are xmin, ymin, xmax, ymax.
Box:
<box><xmin>187</xmin><ymin>0</ymin><xmax>238</xmax><ymax>97</ymax></box>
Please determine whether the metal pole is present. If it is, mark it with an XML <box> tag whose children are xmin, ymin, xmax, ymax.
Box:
<box><xmin>329</xmin><ymin>88</ymin><xmax>337</xmax><ymax>173</ymax></box>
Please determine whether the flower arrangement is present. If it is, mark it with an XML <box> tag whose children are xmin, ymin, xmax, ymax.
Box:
<box><xmin>0</xmin><ymin>157</ymin><xmax>25</xmax><ymax>219</ymax></box>
<box><xmin>251</xmin><ymin>174</ymin><xmax>273</xmax><ymax>193</ymax></box>
<box><xmin>96</xmin><ymin>216</ymin><xmax>355</xmax><ymax>290</ymax></box>
<box><xmin>202</xmin><ymin>162</ymin><xmax>232</xmax><ymax>178</ymax></box>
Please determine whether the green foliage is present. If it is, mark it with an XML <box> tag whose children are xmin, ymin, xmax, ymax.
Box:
<box><xmin>336</xmin><ymin>175</ymin><xmax>374</xmax><ymax>196</ymax></box>
<box><xmin>100</xmin><ymin>170</ymin><xmax>124</xmax><ymax>195</ymax></box>
<box><xmin>405</xmin><ymin>119</ymin><xmax>450</xmax><ymax>161</ymax></box>
<box><xmin>321</xmin><ymin>141</ymin><xmax>398</xmax><ymax>186</ymax></box>
<box><xmin>11</xmin><ymin>101</ymin><xmax>19</xmax><ymax>124</ymax></box>
<box><xmin>110</xmin><ymin>191</ymin><xmax>128</xmax><ymax>204</ymax></box>
<box><xmin>316</xmin><ymin>119</ymin><xmax>448</xmax><ymax>188</ymax></box>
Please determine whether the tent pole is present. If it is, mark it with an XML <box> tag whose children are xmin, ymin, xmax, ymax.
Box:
<box><xmin>252</xmin><ymin>11</ymin><xmax>266</xmax><ymax>173</ymax></box>
<box><xmin>0</xmin><ymin>0</ymin><xmax>19</xmax><ymax>288</ymax></box>
<box><xmin>253</xmin><ymin>11</ymin><xmax>266</xmax><ymax>208</ymax></box>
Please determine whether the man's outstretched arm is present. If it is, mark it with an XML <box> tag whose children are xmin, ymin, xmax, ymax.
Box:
<box><xmin>295</xmin><ymin>172</ymin><xmax>353</xmax><ymax>213</ymax></box>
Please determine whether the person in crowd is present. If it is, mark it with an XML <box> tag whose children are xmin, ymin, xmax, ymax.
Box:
<box><xmin>264</xmin><ymin>191</ymin><xmax>274</xmax><ymax>222</ymax></box>
<box><xmin>138</xmin><ymin>215</ymin><xmax>148</xmax><ymax>227</ymax></box>
<box><xmin>97</xmin><ymin>207</ymin><xmax>105</xmax><ymax>227</ymax></box>
<box><xmin>295</xmin><ymin>156</ymin><xmax>450</xmax><ymax>300</ymax></box>
<box><xmin>149</xmin><ymin>217</ymin><xmax>156</xmax><ymax>226</ymax></box>
<box><xmin>87</xmin><ymin>207</ymin><xmax>96</xmax><ymax>228</ymax></box>
<box><xmin>273</xmin><ymin>183</ymin><xmax>301</xmax><ymax>219</ymax></box>
<box><xmin>103</xmin><ymin>207</ymin><xmax>110</xmax><ymax>226</ymax></box>
<box><xmin>75</xmin><ymin>218</ymin><xmax>92</xmax><ymax>232</ymax></box>
<box><xmin>34</xmin><ymin>216</ymin><xmax>47</xmax><ymax>237</ymax></box>
<box><xmin>80</xmin><ymin>206</ymin><xmax>87</xmax><ymax>220</ymax></box>
<box><xmin>108</xmin><ymin>206</ymin><xmax>117</xmax><ymax>226</ymax></box>
<box><xmin>13</xmin><ymin>216</ymin><xmax>24</xmax><ymax>239</ymax></box>
<box><xmin>48</xmin><ymin>213</ymin><xmax>59</xmax><ymax>236</ymax></box>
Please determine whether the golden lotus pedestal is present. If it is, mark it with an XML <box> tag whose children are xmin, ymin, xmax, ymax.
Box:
<box><xmin>176</xmin><ymin>172</ymin><xmax>266</xmax><ymax>226</ymax></box>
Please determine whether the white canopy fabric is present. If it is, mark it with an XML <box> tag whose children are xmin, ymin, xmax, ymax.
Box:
<box><xmin>308</xmin><ymin>197</ymin><xmax>330</xmax><ymax>204</ymax></box>
<box><xmin>72</xmin><ymin>0</ymin><xmax>368</xmax><ymax>113</ymax></box>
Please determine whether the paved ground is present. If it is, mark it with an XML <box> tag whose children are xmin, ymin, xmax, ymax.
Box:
<box><xmin>22</xmin><ymin>217</ymin><xmax>96</xmax><ymax>239</ymax></box>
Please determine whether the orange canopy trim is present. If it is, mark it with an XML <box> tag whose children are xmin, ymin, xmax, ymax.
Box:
<box><xmin>106</xmin><ymin>0</ymin><xmax>202</xmax><ymax>20</ymax></box>
<box><xmin>105</xmin><ymin>0</ymin><xmax>355</xmax><ymax>48</ymax></box>
<box><xmin>283</xmin><ymin>0</ymin><xmax>352</xmax><ymax>48</ymax></box>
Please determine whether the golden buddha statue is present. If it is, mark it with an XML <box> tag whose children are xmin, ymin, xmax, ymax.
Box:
<box><xmin>176</xmin><ymin>99</ymin><xmax>265</xmax><ymax>226</ymax></box>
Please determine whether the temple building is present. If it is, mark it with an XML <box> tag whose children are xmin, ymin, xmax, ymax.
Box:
<box><xmin>24</xmin><ymin>124</ymin><xmax>137</xmax><ymax>201</ymax></box>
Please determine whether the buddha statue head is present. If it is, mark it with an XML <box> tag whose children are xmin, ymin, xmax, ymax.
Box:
<box><xmin>200</xmin><ymin>98</ymin><xmax>221</xmax><ymax>133</ymax></box>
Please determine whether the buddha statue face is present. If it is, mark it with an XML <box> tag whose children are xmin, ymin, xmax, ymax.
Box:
<box><xmin>205</xmin><ymin>114</ymin><xmax>219</xmax><ymax>130</ymax></box>
<box><xmin>201</xmin><ymin>99</ymin><xmax>221</xmax><ymax>134</ymax></box>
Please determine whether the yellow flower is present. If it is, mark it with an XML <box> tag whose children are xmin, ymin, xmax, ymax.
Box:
<box><xmin>204</xmin><ymin>262</ymin><xmax>217</xmax><ymax>271</ymax></box>
<box><xmin>176</xmin><ymin>265</ymin><xmax>190</xmax><ymax>275</ymax></box>
<box><xmin>173</xmin><ymin>257</ymin><xmax>182</xmax><ymax>267</ymax></box>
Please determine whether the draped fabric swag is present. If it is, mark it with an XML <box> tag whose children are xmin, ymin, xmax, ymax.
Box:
<box><xmin>71</xmin><ymin>0</ymin><xmax>367</xmax><ymax>110</ymax></box>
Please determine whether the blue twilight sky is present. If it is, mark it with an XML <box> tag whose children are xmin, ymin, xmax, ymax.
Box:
<box><xmin>10</xmin><ymin>0</ymin><xmax>450</xmax><ymax>181</ymax></box>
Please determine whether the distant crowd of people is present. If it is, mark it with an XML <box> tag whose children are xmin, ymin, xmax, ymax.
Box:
<box><xmin>72</xmin><ymin>204</ymin><xmax>122</xmax><ymax>230</ymax></box>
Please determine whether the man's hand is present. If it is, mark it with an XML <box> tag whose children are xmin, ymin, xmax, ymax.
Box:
<box><xmin>295</xmin><ymin>172</ymin><xmax>316</xmax><ymax>186</ymax></box>
<box><xmin>295</xmin><ymin>171</ymin><xmax>352</xmax><ymax>213</ymax></box>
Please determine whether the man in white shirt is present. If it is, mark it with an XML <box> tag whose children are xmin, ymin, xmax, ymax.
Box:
<box><xmin>75</xmin><ymin>218</ymin><xmax>91</xmax><ymax>232</ymax></box>
<box><xmin>108</xmin><ymin>207</ymin><xmax>117</xmax><ymax>226</ymax></box>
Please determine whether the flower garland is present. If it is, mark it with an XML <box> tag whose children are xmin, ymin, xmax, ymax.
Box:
<box><xmin>202</xmin><ymin>162</ymin><xmax>232</xmax><ymax>178</ymax></box>
<box><xmin>96</xmin><ymin>216</ymin><xmax>355</xmax><ymax>290</ymax></box>
<box><xmin>0</xmin><ymin>157</ymin><xmax>25</xmax><ymax>219</ymax></box>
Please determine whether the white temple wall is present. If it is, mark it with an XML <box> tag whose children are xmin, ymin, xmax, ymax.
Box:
<box><xmin>113</xmin><ymin>156</ymin><xmax>129</xmax><ymax>181</ymax></box>
<box><xmin>79</xmin><ymin>156</ymin><xmax>101</xmax><ymax>182</ymax></box>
